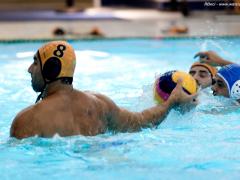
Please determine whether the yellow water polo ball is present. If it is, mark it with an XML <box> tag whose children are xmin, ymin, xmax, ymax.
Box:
<box><xmin>153</xmin><ymin>70</ymin><xmax>197</xmax><ymax>104</ymax></box>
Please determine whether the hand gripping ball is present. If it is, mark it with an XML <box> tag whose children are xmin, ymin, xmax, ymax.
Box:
<box><xmin>154</xmin><ymin>70</ymin><xmax>197</xmax><ymax>104</ymax></box>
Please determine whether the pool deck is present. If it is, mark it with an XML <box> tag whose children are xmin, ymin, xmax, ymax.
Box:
<box><xmin>0</xmin><ymin>7</ymin><xmax>240</xmax><ymax>40</ymax></box>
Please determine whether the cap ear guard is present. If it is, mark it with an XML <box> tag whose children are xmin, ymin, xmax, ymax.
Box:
<box><xmin>231</xmin><ymin>80</ymin><xmax>240</xmax><ymax>99</ymax></box>
<box><xmin>38</xmin><ymin>41</ymin><xmax>76</xmax><ymax>82</ymax></box>
<box><xmin>42</xmin><ymin>57</ymin><xmax>62</xmax><ymax>81</ymax></box>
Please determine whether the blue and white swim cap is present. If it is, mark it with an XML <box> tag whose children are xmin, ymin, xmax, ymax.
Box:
<box><xmin>217</xmin><ymin>64</ymin><xmax>240</xmax><ymax>99</ymax></box>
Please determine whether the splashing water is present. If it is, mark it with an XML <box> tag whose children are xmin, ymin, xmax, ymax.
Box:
<box><xmin>0</xmin><ymin>38</ymin><xmax>240</xmax><ymax>179</ymax></box>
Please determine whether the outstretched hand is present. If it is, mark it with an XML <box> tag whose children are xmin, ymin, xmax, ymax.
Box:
<box><xmin>168</xmin><ymin>79</ymin><xmax>198</xmax><ymax>105</ymax></box>
<box><xmin>194</xmin><ymin>51</ymin><xmax>231</xmax><ymax>67</ymax></box>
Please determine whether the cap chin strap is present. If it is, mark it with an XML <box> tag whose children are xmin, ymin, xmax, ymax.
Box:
<box><xmin>35</xmin><ymin>80</ymin><xmax>47</xmax><ymax>104</ymax></box>
<box><xmin>35</xmin><ymin>77</ymin><xmax>73</xmax><ymax>103</ymax></box>
<box><xmin>35</xmin><ymin>89</ymin><xmax>45</xmax><ymax>103</ymax></box>
<box><xmin>35</xmin><ymin>50</ymin><xmax>74</xmax><ymax>103</ymax></box>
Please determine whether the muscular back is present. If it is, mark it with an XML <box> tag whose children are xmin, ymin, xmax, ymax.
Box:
<box><xmin>11</xmin><ymin>82</ymin><xmax>180</xmax><ymax>139</ymax></box>
<box><xmin>10</xmin><ymin>89</ymin><xmax>116</xmax><ymax>138</ymax></box>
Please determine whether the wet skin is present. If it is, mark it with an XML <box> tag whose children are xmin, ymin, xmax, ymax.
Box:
<box><xmin>11</xmin><ymin>54</ymin><xmax>196</xmax><ymax>139</ymax></box>
<box><xmin>189</xmin><ymin>66</ymin><xmax>212</xmax><ymax>89</ymax></box>
<box><xmin>211</xmin><ymin>74</ymin><xmax>229</xmax><ymax>97</ymax></box>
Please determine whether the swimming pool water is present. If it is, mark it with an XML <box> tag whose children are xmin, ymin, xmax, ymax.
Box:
<box><xmin>0</xmin><ymin>37</ymin><xmax>240</xmax><ymax>179</ymax></box>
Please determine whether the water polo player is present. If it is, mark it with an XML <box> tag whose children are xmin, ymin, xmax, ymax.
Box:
<box><xmin>10</xmin><ymin>41</ymin><xmax>196</xmax><ymax>139</ymax></box>
<box><xmin>189</xmin><ymin>62</ymin><xmax>217</xmax><ymax>89</ymax></box>
<box><xmin>194</xmin><ymin>51</ymin><xmax>240</xmax><ymax>101</ymax></box>
<box><xmin>212</xmin><ymin>64</ymin><xmax>240</xmax><ymax>102</ymax></box>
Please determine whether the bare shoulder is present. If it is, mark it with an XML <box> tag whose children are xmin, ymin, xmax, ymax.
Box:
<box><xmin>84</xmin><ymin>90</ymin><xmax>119</xmax><ymax>110</ymax></box>
<box><xmin>11</xmin><ymin>105</ymin><xmax>35</xmax><ymax>127</ymax></box>
<box><xmin>10</xmin><ymin>105</ymin><xmax>38</xmax><ymax>139</ymax></box>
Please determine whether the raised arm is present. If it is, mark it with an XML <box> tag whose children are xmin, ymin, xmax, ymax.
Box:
<box><xmin>194</xmin><ymin>51</ymin><xmax>233</xmax><ymax>67</ymax></box>
<box><xmin>99</xmin><ymin>80</ymin><xmax>197</xmax><ymax>132</ymax></box>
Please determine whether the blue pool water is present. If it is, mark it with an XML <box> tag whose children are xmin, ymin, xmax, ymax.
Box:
<box><xmin>0</xmin><ymin>37</ymin><xmax>240</xmax><ymax>179</ymax></box>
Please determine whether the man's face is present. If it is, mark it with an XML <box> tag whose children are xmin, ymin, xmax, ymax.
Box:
<box><xmin>211</xmin><ymin>75</ymin><xmax>229</xmax><ymax>97</ymax></box>
<box><xmin>28</xmin><ymin>54</ymin><xmax>45</xmax><ymax>92</ymax></box>
<box><xmin>189</xmin><ymin>66</ymin><xmax>212</xmax><ymax>89</ymax></box>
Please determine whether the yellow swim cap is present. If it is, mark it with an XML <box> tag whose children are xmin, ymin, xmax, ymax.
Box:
<box><xmin>37</xmin><ymin>41</ymin><xmax>76</xmax><ymax>82</ymax></box>
<box><xmin>191</xmin><ymin>62</ymin><xmax>217</xmax><ymax>77</ymax></box>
